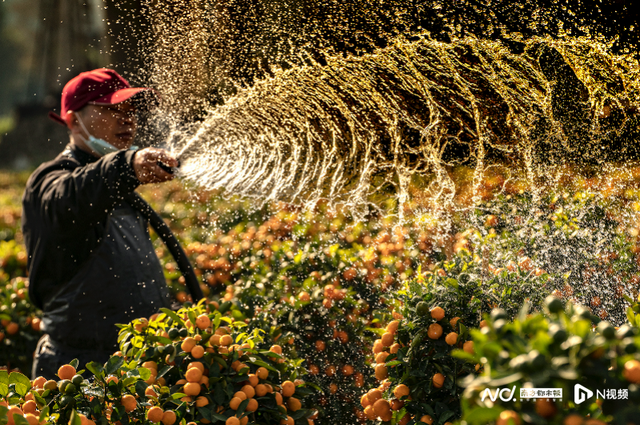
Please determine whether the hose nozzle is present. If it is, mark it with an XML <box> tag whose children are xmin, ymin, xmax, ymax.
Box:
<box><xmin>157</xmin><ymin>160</ymin><xmax>181</xmax><ymax>174</ymax></box>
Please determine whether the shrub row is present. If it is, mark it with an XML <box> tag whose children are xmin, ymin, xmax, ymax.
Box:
<box><xmin>3</xmin><ymin>166</ymin><xmax>640</xmax><ymax>424</ymax></box>
<box><xmin>1</xmin><ymin>302</ymin><xmax>315</xmax><ymax>425</ymax></box>
<box><xmin>458</xmin><ymin>295</ymin><xmax>640</xmax><ymax>425</ymax></box>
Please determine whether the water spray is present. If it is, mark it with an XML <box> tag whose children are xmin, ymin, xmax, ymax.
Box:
<box><xmin>163</xmin><ymin>35</ymin><xmax>640</xmax><ymax>225</ymax></box>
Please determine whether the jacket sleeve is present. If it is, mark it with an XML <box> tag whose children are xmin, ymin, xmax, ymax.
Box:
<box><xmin>29</xmin><ymin>149</ymin><xmax>140</xmax><ymax>231</ymax></box>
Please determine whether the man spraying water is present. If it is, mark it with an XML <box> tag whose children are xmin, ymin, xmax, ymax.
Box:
<box><xmin>22</xmin><ymin>69</ymin><xmax>186</xmax><ymax>379</ymax></box>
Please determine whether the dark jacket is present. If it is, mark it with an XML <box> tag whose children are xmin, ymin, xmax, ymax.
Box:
<box><xmin>22</xmin><ymin>144</ymin><xmax>172</xmax><ymax>351</ymax></box>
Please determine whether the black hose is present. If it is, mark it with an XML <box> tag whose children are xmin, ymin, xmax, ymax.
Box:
<box><xmin>127</xmin><ymin>193</ymin><xmax>204</xmax><ymax>303</ymax></box>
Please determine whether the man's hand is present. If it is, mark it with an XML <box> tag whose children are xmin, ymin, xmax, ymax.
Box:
<box><xmin>132</xmin><ymin>148</ymin><xmax>179</xmax><ymax>184</ymax></box>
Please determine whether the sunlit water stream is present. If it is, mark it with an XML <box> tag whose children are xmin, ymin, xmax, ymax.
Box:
<box><xmin>131</xmin><ymin>0</ymin><xmax>640</xmax><ymax>371</ymax></box>
<box><xmin>103</xmin><ymin>3</ymin><xmax>640</xmax><ymax>423</ymax></box>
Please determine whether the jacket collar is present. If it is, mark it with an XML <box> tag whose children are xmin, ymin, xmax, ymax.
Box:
<box><xmin>62</xmin><ymin>143</ymin><xmax>98</xmax><ymax>165</ymax></box>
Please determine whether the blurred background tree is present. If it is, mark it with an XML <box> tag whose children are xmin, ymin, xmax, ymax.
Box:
<box><xmin>0</xmin><ymin>1</ymin><xmax>26</xmax><ymax>118</ymax></box>
<box><xmin>0</xmin><ymin>0</ymin><xmax>148</xmax><ymax>168</ymax></box>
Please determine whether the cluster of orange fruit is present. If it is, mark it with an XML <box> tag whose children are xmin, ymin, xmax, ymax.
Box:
<box><xmin>359</xmin><ymin>384</ymin><xmax>450</xmax><ymax>425</ymax></box>
<box><xmin>371</xmin><ymin>307</ymin><xmax>473</xmax><ymax>385</ymax></box>
<box><xmin>321</xmin><ymin>283</ymin><xmax>348</xmax><ymax>309</ymax></box>
<box><xmin>360</xmin><ymin>306</ymin><xmax>476</xmax><ymax>424</ymax></box>
<box><xmin>142</xmin><ymin>311</ymin><xmax>255</xmax><ymax>369</ymax></box>
<box><xmin>226</xmin><ymin>359</ymin><xmax>309</xmax><ymax>425</ymax></box>
<box><xmin>1</xmin><ymin>393</ymin><xmax>42</xmax><ymax>425</ymax></box>
<box><xmin>308</xmin><ymin>333</ymin><xmax>364</xmax><ymax>390</ymax></box>
<box><xmin>128</xmin><ymin>308</ymin><xmax>313</xmax><ymax>425</ymax></box>
<box><xmin>220</xmin><ymin>375</ymin><xmax>306</xmax><ymax>425</ymax></box>
<box><xmin>1</xmin><ymin>365</ymin><xmax>80</xmax><ymax>425</ymax></box>
<box><xmin>361</xmin><ymin>319</ymin><xmax>405</xmax><ymax>423</ymax></box>
<box><xmin>0</xmin><ymin>277</ymin><xmax>39</xmax><ymax>345</ymax></box>
<box><xmin>371</xmin><ymin>319</ymin><xmax>401</xmax><ymax>382</ymax></box>
<box><xmin>0</xmin><ymin>319</ymin><xmax>19</xmax><ymax>338</ymax></box>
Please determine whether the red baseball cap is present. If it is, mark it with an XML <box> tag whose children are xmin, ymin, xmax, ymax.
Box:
<box><xmin>49</xmin><ymin>68</ymin><xmax>157</xmax><ymax>127</ymax></box>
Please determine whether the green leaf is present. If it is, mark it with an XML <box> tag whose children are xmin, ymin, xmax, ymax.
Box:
<box><xmin>445</xmin><ymin>278</ymin><xmax>459</xmax><ymax>288</ymax></box>
<box><xmin>459</xmin><ymin>322</ymin><xmax>468</xmax><ymax>337</ymax></box>
<box><xmin>105</xmin><ymin>356</ymin><xmax>124</xmax><ymax>375</ymax></box>
<box><xmin>69</xmin><ymin>359</ymin><xmax>80</xmax><ymax>369</ymax></box>
<box><xmin>408</xmin><ymin>280</ymin><xmax>423</xmax><ymax>298</ymax></box>
<box><xmin>33</xmin><ymin>391</ymin><xmax>46</xmax><ymax>407</ymax></box>
<box><xmin>410</xmin><ymin>329</ymin><xmax>427</xmax><ymax>350</ymax></box>
<box><xmin>8</xmin><ymin>371</ymin><xmax>30</xmax><ymax>387</ymax></box>
<box><xmin>154</xmin><ymin>336</ymin><xmax>173</xmax><ymax>345</ymax></box>
<box><xmin>123</xmin><ymin>376</ymin><xmax>138</xmax><ymax>387</ymax></box>
<box><xmin>86</xmin><ymin>362</ymin><xmax>104</xmax><ymax>379</ymax></box>
<box><xmin>293</xmin><ymin>387</ymin><xmax>315</xmax><ymax>396</ymax></box>
<box><xmin>13</xmin><ymin>414</ymin><xmax>29</xmax><ymax>425</ymax></box>
<box><xmin>260</xmin><ymin>351</ymin><xmax>282</xmax><ymax>359</ymax></box>
<box><xmin>187</xmin><ymin>310</ymin><xmax>197</xmax><ymax>327</ymax></box>
<box><xmin>236</xmin><ymin>398</ymin><xmax>249</xmax><ymax>417</ymax></box>
<box><xmin>69</xmin><ymin>410</ymin><xmax>82</xmax><ymax>425</ymax></box>
<box><xmin>290</xmin><ymin>409</ymin><xmax>307</xmax><ymax>420</ymax></box>
<box><xmin>211</xmin><ymin>413</ymin><xmax>228</xmax><ymax>422</ymax></box>
<box><xmin>121</xmin><ymin>341</ymin><xmax>132</xmax><ymax>357</ymax></box>
<box><xmin>135</xmin><ymin>380</ymin><xmax>148</xmax><ymax>398</ymax></box>
<box><xmin>161</xmin><ymin>308</ymin><xmax>185</xmax><ymax>327</ymax></box>
<box><xmin>218</xmin><ymin>302</ymin><xmax>231</xmax><ymax>314</ymax></box>
<box><xmin>197</xmin><ymin>406</ymin><xmax>213</xmax><ymax>422</ymax></box>
<box><xmin>138</xmin><ymin>367</ymin><xmax>152</xmax><ymax>381</ymax></box>
<box><xmin>118</xmin><ymin>331</ymin><xmax>132</xmax><ymax>344</ymax></box>
<box><xmin>627</xmin><ymin>307</ymin><xmax>636</xmax><ymax>326</ymax></box>
<box><xmin>464</xmin><ymin>406</ymin><xmax>503</xmax><ymax>424</ymax></box>
<box><xmin>451</xmin><ymin>349</ymin><xmax>477</xmax><ymax>362</ymax></box>
<box><xmin>250</xmin><ymin>358</ymin><xmax>280</xmax><ymax>373</ymax></box>
<box><xmin>213</xmin><ymin>383</ymin><xmax>225</xmax><ymax>405</ymax></box>
<box><xmin>38</xmin><ymin>406</ymin><xmax>49</xmax><ymax>423</ymax></box>
<box><xmin>0</xmin><ymin>370</ymin><xmax>8</xmax><ymax>397</ymax></box>
<box><xmin>365</xmin><ymin>327</ymin><xmax>386</xmax><ymax>336</ymax></box>
<box><xmin>9</xmin><ymin>372</ymin><xmax>31</xmax><ymax>397</ymax></box>
<box><xmin>212</xmin><ymin>356</ymin><xmax>227</xmax><ymax>370</ymax></box>
<box><xmin>573</xmin><ymin>320</ymin><xmax>590</xmax><ymax>338</ymax></box>
<box><xmin>481</xmin><ymin>342</ymin><xmax>504</xmax><ymax>357</ymax></box>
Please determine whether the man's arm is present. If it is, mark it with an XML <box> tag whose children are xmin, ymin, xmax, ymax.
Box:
<box><xmin>28</xmin><ymin>148</ymin><xmax>177</xmax><ymax>231</ymax></box>
<box><xmin>30</xmin><ymin>150</ymin><xmax>139</xmax><ymax>230</ymax></box>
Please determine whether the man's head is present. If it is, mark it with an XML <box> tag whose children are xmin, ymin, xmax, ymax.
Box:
<box><xmin>70</xmin><ymin>101</ymin><xmax>137</xmax><ymax>153</ymax></box>
<box><xmin>50</xmin><ymin>69</ymin><xmax>157</xmax><ymax>156</ymax></box>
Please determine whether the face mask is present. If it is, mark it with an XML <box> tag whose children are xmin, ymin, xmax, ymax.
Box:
<box><xmin>74</xmin><ymin>112</ymin><xmax>138</xmax><ymax>157</ymax></box>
